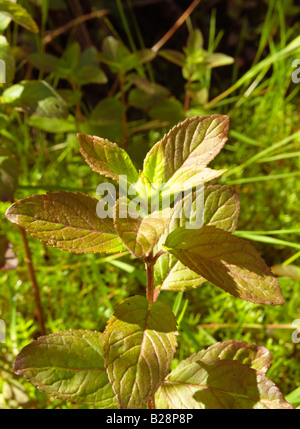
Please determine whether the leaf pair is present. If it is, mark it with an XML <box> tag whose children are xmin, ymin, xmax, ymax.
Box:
<box><xmin>14</xmin><ymin>296</ymin><xmax>177</xmax><ymax>410</ymax></box>
<box><xmin>6</xmin><ymin>115</ymin><xmax>228</xmax><ymax>259</ymax></box>
<box><xmin>154</xmin><ymin>184</ymin><xmax>240</xmax><ymax>291</ymax></box>
<box><xmin>154</xmin><ymin>183</ymin><xmax>284</xmax><ymax>306</ymax></box>
<box><xmin>5</xmin><ymin>114</ymin><xmax>284</xmax><ymax>305</ymax></box>
<box><xmin>155</xmin><ymin>340</ymin><xmax>293</xmax><ymax>409</ymax></box>
<box><xmin>13</xmin><ymin>322</ymin><xmax>292</xmax><ymax>409</ymax></box>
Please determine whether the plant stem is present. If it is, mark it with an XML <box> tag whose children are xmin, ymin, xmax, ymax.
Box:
<box><xmin>147</xmin><ymin>396</ymin><xmax>156</xmax><ymax>409</ymax></box>
<box><xmin>18</xmin><ymin>226</ymin><xmax>46</xmax><ymax>336</ymax></box>
<box><xmin>151</xmin><ymin>0</ymin><xmax>202</xmax><ymax>53</ymax></box>
<box><xmin>43</xmin><ymin>9</ymin><xmax>109</xmax><ymax>45</ymax></box>
<box><xmin>184</xmin><ymin>87</ymin><xmax>191</xmax><ymax>111</ymax></box>
<box><xmin>120</xmin><ymin>76</ymin><xmax>128</xmax><ymax>150</ymax></box>
<box><xmin>146</xmin><ymin>254</ymin><xmax>156</xmax><ymax>410</ymax></box>
<box><xmin>146</xmin><ymin>256</ymin><xmax>155</xmax><ymax>306</ymax></box>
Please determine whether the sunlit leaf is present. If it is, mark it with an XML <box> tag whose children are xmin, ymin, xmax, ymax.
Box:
<box><xmin>13</xmin><ymin>330</ymin><xmax>118</xmax><ymax>408</ymax></box>
<box><xmin>205</xmin><ymin>52</ymin><xmax>234</xmax><ymax>68</ymax></box>
<box><xmin>78</xmin><ymin>133</ymin><xmax>138</xmax><ymax>184</ymax></box>
<box><xmin>1</xmin><ymin>81</ymin><xmax>68</xmax><ymax>118</ymax></box>
<box><xmin>114</xmin><ymin>196</ymin><xmax>171</xmax><ymax>258</ymax></box>
<box><xmin>143</xmin><ymin>115</ymin><xmax>229</xmax><ymax>188</ymax></box>
<box><xmin>0</xmin><ymin>35</ymin><xmax>15</xmax><ymax>83</ymax></box>
<box><xmin>103</xmin><ymin>296</ymin><xmax>177</xmax><ymax>409</ymax></box>
<box><xmin>5</xmin><ymin>192</ymin><xmax>126</xmax><ymax>254</ymax></box>
<box><xmin>0</xmin><ymin>0</ymin><xmax>39</xmax><ymax>33</ymax></box>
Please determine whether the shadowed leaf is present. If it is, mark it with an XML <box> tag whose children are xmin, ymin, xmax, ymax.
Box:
<box><xmin>155</xmin><ymin>185</ymin><xmax>240</xmax><ymax>292</ymax></box>
<box><xmin>164</xmin><ymin>225</ymin><xmax>284</xmax><ymax>305</ymax></box>
<box><xmin>156</xmin><ymin>358</ymin><xmax>293</xmax><ymax>409</ymax></box>
<box><xmin>176</xmin><ymin>340</ymin><xmax>272</xmax><ymax>373</ymax></box>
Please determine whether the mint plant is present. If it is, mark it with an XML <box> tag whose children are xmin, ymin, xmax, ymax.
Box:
<box><xmin>5</xmin><ymin>115</ymin><xmax>292</xmax><ymax>409</ymax></box>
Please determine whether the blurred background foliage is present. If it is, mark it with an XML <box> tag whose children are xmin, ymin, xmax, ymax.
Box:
<box><xmin>0</xmin><ymin>0</ymin><xmax>300</xmax><ymax>408</ymax></box>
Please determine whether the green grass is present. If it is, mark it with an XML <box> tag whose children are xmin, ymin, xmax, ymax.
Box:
<box><xmin>1</xmin><ymin>0</ymin><xmax>300</xmax><ymax>409</ymax></box>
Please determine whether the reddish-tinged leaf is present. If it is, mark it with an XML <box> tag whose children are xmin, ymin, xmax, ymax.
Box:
<box><xmin>114</xmin><ymin>197</ymin><xmax>171</xmax><ymax>258</ymax></box>
<box><xmin>155</xmin><ymin>185</ymin><xmax>240</xmax><ymax>292</ymax></box>
<box><xmin>156</xmin><ymin>358</ymin><xmax>293</xmax><ymax>409</ymax></box>
<box><xmin>13</xmin><ymin>330</ymin><xmax>118</xmax><ymax>408</ymax></box>
<box><xmin>103</xmin><ymin>296</ymin><xmax>177</xmax><ymax>409</ymax></box>
<box><xmin>5</xmin><ymin>192</ymin><xmax>125</xmax><ymax>254</ymax></box>
<box><xmin>176</xmin><ymin>340</ymin><xmax>272</xmax><ymax>373</ymax></box>
<box><xmin>78</xmin><ymin>133</ymin><xmax>139</xmax><ymax>184</ymax></box>
<box><xmin>164</xmin><ymin>225</ymin><xmax>284</xmax><ymax>305</ymax></box>
<box><xmin>143</xmin><ymin>115</ymin><xmax>229</xmax><ymax>186</ymax></box>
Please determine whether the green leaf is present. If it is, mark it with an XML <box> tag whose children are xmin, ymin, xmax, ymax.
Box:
<box><xmin>78</xmin><ymin>133</ymin><xmax>138</xmax><ymax>184</ymax></box>
<box><xmin>154</xmin><ymin>189</ymin><xmax>205</xmax><ymax>292</ymax></box>
<box><xmin>155</xmin><ymin>185</ymin><xmax>240</xmax><ymax>292</ymax></box>
<box><xmin>74</xmin><ymin>65</ymin><xmax>107</xmax><ymax>86</ymax></box>
<box><xmin>163</xmin><ymin>167</ymin><xmax>227</xmax><ymax>196</ymax></box>
<box><xmin>185</xmin><ymin>29</ymin><xmax>204</xmax><ymax>55</ymax></box>
<box><xmin>97</xmin><ymin>37</ymin><xmax>155</xmax><ymax>74</ymax></box>
<box><xmin>28</xmin><ymin>115</ymin><xmax>76</xmax><ymax>133</ymax></box>
<box><xmin>0</xmin><ymin>35</ymin><xmax>15</xmax><ymax>84</ymax></box>
<box><xmin>0</xmin><ymin>0</ymin><xmax>39</xmax><ymax>33</ymax></box>
<box><xmin>156</xmin><ymin>358</ymin><xmax>293</xmax><ymax>409</ymax></box>
<box><xmin>28</xmin><ymin>53</ymin><xmax>61</xmax><ymax>73</ymax></box>
<box><xmin>114</xmin><ymin>196</ymin><xmax>171</xmax><ymax>258</ymax></box>
<box><xmin>0</xmin><ymin>148</ymin><xmax>18</xmax><ymax>202</ymax></box>
<box><xmin>205</xmin><ymin>52</ymin><xmax>234</xmax><ymax>68</ymax></box>
<box><xmin>175</xmin><ymin>340</ymin><xmax>272</xmax><ymax>373</ymax></box>
<box><xmin>82</xmin><ymin>97</ymin><xmax>125</xmax><ymax>143</ymax></box>
<box><xmin>103</xmin><ymin>296</ymin><xmax>177</xmax><ymax>409</ymax></box>
<box><xmin>143</xmin><ymin>115</ymin><xmax>229</xmax><ymax>188</ymax></box>
<box><xmin>13</xmin><ymin>330</ymin><xmax>118</xmax><ymax>408</ymax></box>
<box><xmin>120</xmin><ymin>49</ymin><xmax>156</xmax><ymax>72</ymax></box>
<box><xmin>285</xmin><ymin>386</ymin><xmax>300</xmax><ymax>408</ymax></box>
<box><xmin>0</xmin><ymin>11</ymin><xmax>11</xmax><ymax>32</ymax></box>
<box><xmin>97</xmin><ymin>36</ymin><xmax>131</xmax><ymax>73</ymax></box>
<box><xmin>5</xmin><ymin>192</ymin><xmax>126</xmax><ymax>254</ymax></box>
<box><xmin>149</xmin><ymin>98</ymin><xmax>185</xmax><ymax>126</ymax></box>
<box><xmin>1</xmin><ymin>81</ymin><xmax>68</xmax><ymax>118</ymax></box>
<box><xmin>0</xmin><ymin>113</ymin><xmax>8</xmax><ymax>129</ymax></box>
<box><xmin>159</xmin><ymin>50</ymin><xmax>185</xmax><ymax>67</ymax></box>
<box><xmin>271</xmin><ymin>264</ymin><xmax>300</xmax><ymax>281</ymax></box>
<box><xmin>164</xmin><ymin>225</ymin><xmax>284</xmax><ymax>305</ymax></box>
